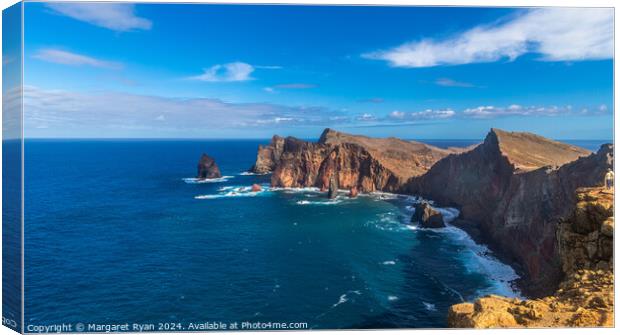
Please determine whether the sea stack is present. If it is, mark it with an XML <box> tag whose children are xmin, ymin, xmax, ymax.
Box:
<box><xmin>196</xmin><ymin>154</ymin><xmax>222</xmax><ymax>179</ymax></box>
<box><xmin>349</xmin><ymin>186</ymin><xmax>359</xmax><ymax>198</ymax></box>
<box><xmin>411</xmin><ymin>202</ymin><xmax>445</xmax><ymax>228</ymax></box>
<box><xmin>327</xmin><ymin>176</ymin><xmax>339</xmax><ymax>199</ymax></box>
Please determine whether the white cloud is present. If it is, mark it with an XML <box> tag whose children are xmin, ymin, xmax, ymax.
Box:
<box><xmin>357</xmin><ymin>113</ymin><xmax>377</xmax><ymax>121</ymax></box>
<box><xmin>386</xmin><ymin>109</ymin><xmax>455</xmax><ymax>121</ymax></box>
<box><xmin>33</xmin><ymin>49</ymin><xmax>122</xmax><ymax>69</ymax></box>
<box><xmin>463</xmin><ymin>105</ymin><xmax>570</xmax><ymax>118</ymax></box>
<box><xmin>190</xmin><ymin>62</ymin><xmax>255</xmax><ymax>82</ymax></box>
<box><xmin>389</xmin><ymin>110</ymin><xmax>405</xmax><ymax>119</ymax></box>
<box><xmin>47</xmin><ymin>3</ymin><xmax>152</xmax><ymax>32</ymax></box>
<box><xmin>21</xmin><ymin>86</ymin><xmax>349</xmax><ymax>137</ymax></box>
<box><xmin>364</xmin><ymin>8</ymin><xmax>613</xmax><ymax>67</ymax></box>
<box><xmin>411</xmin><ymin>109</ymin><xmax>455</xmax><ymax>119</ymax></box>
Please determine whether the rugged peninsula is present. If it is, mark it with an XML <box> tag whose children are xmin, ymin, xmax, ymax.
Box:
<box><xmin>249</xmin><ymin>128</ymin><xmax>614</xmax><ymax>327</ymax></box>
<box><xmin>404</xmin><ymin>129</ymin><xmax>610</xmax><ymax>296</ymax></box>
<box><xmin>249</xmin><ymin>128</ymin><xmax>462</xmax><ymax>192</ymax></box>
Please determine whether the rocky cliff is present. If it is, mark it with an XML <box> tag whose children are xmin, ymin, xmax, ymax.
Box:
<box><xmin>250</xmin><ymin>135</ymin><xmax>285</xmax><ymax>174</ymax></box>
<box><xmin>196</xmin><ymin>153</ymin><xmax>222</xmax><ymax>179</ymax></box>
<box><xmin>251</xmin><ymin>128</ymin><xmax>460</xmax><ymax>192</ymax></box>
<box><xmin>404</xmin><ymin>129</ymin><xmax>608</xmax><ymax>296</ymax></box>
<box><xmin>448</xmin><ymin>187</ymin><xmax>614</xmax><ymax>328</ymax></box>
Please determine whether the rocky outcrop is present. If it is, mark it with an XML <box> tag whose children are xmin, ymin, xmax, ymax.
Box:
<box><xmin>250</xmin><ymin>135</ymin><xmax>285</xmax><ymax>174</ymax></box>
<box><xmin>327</xmin><ymin>175</ymin><xmax>339</xmax><ymax>199</ymax></box>
<box><xmin>251</xmin><ymin>184</ymin><xmax>262</xmax><ymax>192</ymax></box>
<box><xmin>254</xmin><ymin>128</ymin><xmax>459</xmax><ymax>193</ymax></box>
<box><xmin>349</xmin><ymin>186</ymin><xmax>359</xmax><ymax>198</ymax></box>
<box><xmin>405</xmin><ymin>129</ymin><xmax>607</xmax><ymax>296</ymax></box>
<box><xmin>411</xmin><ymin>202</ymin><xmax>445</xmax><ymax>228</ymax></box>
<box><xmin>448</xmin><ymin>187</ymin><xmax>614</xmax><ymax>328</ymax></box>
<box><xmin>196</xmin><ymin>154</ymin><xmax>222</xmax><ymax>179</ymax></box>
<box><xmin>558</xmin><ymin>188</ymin><xmax>614</xmax><ymax>274</ymax></box>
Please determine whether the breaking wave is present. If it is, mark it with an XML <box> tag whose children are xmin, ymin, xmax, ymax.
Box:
<box><xmin>238</xmin><ymin>171</ymin><xmax>270</xmax><ymax>176</ymax></box>
<box><xmin>183</xmin><ymin>176</ymin><xmax>234</xmax><ymax>184</ymax></box>
<box><xmin>195</xmin><ymin>185</ymin><xmax>270</xmax><ymax>199</ymax></box>
<box><xmin>296</xmin><ymin>199</ymin><xmax>343</xmax><ymax>206</ymax></box>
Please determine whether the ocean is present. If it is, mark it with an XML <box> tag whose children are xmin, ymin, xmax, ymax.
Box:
<box><xmin>21</xmin><ymin>139</ymin><xmax>608</xmax><ymax>329</ymax></box>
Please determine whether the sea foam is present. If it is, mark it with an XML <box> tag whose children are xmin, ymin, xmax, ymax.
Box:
<box><xmin>183</xmin><ymin>176</ymin><xmax>234</xmax><ymax>184</ymax></box>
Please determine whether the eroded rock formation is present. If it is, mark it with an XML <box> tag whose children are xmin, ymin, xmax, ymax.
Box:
<box><xmin>327</xmin><ymin>175</ymin><xmax>339</xmax><ymax>199</ymax></box>
<box><xmin>251</xmin><ymin>128</ymin><xmax>460</xmax><ymax>193</ymax></box>
<box><xmin>196</xmin><ymin>154</ymin><xmax>222</xmax><ymax>179</ymax></box>
<box><xmin>411</xmin><ymin>202</ymin><xmax>445</xmax><ymax>228</ymax></box>
<box><xmin>448</xmin><ymin>187</ymin><xmax>614</xmax><ymax>328</ymax></box>
<box><xmin>404</xmin><ymin>129</ymin><xmax>607</xmax><ymax>296</ymax></box>
<box><xmin>250</xmin><ymin>135</ymin><xmax>285</xmax><ymax>174</ymax></box>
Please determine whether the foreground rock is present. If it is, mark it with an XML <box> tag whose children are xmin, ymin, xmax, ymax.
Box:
<box><xmin>250</xmin><ymin>184</ymin><xmax>262</xmax><ymax>192</ymax></box>
<box><xmin>411</xmin><ymin>202</ymin><xmax>445</xmax><ymax>228</ymax></box>
<box><xmin>196</xmin><ymin>154</ymin><xmax>222</xmax><ymax>179</ymax></box>
<box><xmin>251</xmin><ymin>128</ymin><xmax>463</xmax><ymax>193</ymax></box>
<box><xmin>448</xmin><ymin>187</ymin><xmax>614</xmax><ymax>328</ymax></box>
<box><xmin>405</xmin><ymin>129</ymin><xmax>608</xmax><ymax>296</ymax></box>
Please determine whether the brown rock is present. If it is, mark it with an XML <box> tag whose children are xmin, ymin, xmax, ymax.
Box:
<box><xmin>600</xmin><ymin>217</ymin><xmax>614</xmax><ymax>237</ymax></box>
<box><xmin>327</xmin><ymin>176</ymin><xmax>339</xmax><ymax>199</ymax></box>
<box><xmin>448</xmin><ymin>188</ymin><xmax>615</xmax><ymax>329</ymax></box>
<box><xmin>250</xmin><ymin>184</ymin><xmax>262</xmax><ymax>192</ymax></box>
<box><xmin>447</xmin><ymin>303</ymin><xmax>475</xmax><ymax>328</ymax></box>
<box><xmin>196</xmin><ymin>154</ymin><xmax>222</xmax><ymax>179</ymax></box>
<box><xmin>250</xmin><ymin>135</ymin><xmax>285</xmax><ymax>174</ymax></box>
<box><xmin>411</xmin><ymin>202</ymin><xmax>445</xmax><ymax>228</ymax></box>
<box><xmin>253</xmin><ymin>128</ymin><xmax>462</xmax><ymax>193</ymax></box>
<box><xmin>406</xmin><ymin>130</ymin><xmax>610</xmax><ymax>296</ymax></box>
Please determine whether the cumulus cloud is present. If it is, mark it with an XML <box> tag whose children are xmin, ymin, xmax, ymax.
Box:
<box><xmin>47</xmin><ymin>3</ymin><xmax>152</xmax><ymax>32</ymax></box>
<box><xmin>189</xmin><ymin>62</ymin><xmax>255</xmax><ymax>82</ymax></box>
<box><xmin>21</xmin><ymin>86</ymin><xmax>349</xmax><ymax>137</ymax></box>
<box><xmin>364</xmin><ymin>8</ymin><xmax>613</xmax><ymax>67</ymax></box>
<box><xmin>33</xmin><ymin>49</ymin><xmax>122</xmax><ymax>69</ymax></box>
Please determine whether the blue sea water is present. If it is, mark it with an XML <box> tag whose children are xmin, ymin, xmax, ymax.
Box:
<box><xmin>21</xmin><ymin>139</ymin><xmax>607</xmax><ymax>330</ymax></box>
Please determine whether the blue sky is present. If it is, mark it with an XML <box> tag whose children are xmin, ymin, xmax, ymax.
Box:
<box><xmin>17</xmin><ymin>2</ymin><xmax>614</xmax><ymax>139</ymax></box>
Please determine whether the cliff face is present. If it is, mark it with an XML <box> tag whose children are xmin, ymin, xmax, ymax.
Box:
<box><xmin>250</xmin><ymin>135</ymin><xmax>285</xmax><ymax>174</ymax></box>
<box><xmin>405</xmin><ymin>129</ymin><xmax>605</xmax><ymax>296</ymax></box>
<box><xmin>448</xmin><ymin>187</ymin><xmax>614</xmax><ymax>328</ymax></box>
<box><xmin>253</xmin><ymin>128</ymin><xmax>458</xmax><ymax>192</ymax></box>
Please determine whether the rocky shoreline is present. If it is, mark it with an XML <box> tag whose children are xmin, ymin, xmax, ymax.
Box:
<box><xmin>246</xmin><ymin>127</ymin><xmax>614</xmax><ymax>328</ymax></box>
<box><xmin>448</xmin><ymin>187</ymin><xmax>614</xmax><ymax>327</ymax></box>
